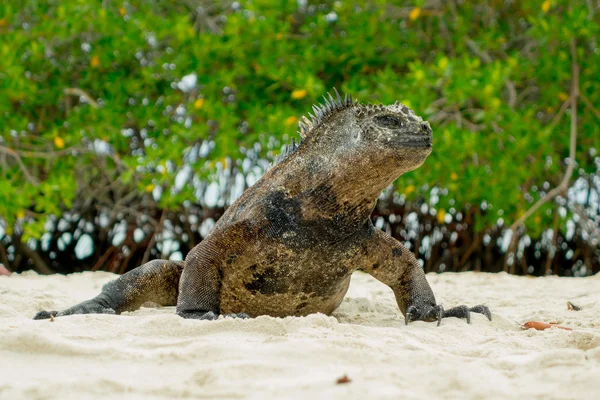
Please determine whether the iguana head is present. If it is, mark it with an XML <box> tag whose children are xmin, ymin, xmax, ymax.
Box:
<box><xmin>353</xmin><ymin>100</ymin><xmax>432</xmax><ymax>171</ymax></box>
<box><xmin>294</xmin><ymin>90</ymin><xmax>432</xmax><ymax>182</ymax></box>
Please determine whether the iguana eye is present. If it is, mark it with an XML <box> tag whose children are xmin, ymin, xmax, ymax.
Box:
<box><xmin>375</xmin><ymin>115</ymin><xmax>404</xmax><ymax>128</ymax></box>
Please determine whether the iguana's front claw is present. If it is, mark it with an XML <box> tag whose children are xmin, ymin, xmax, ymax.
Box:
<box><xmin>405</xmin><ymin>304</ymin><xmax>443</xmax><ymax>325</ymax></box>
<box><xmin>435</xmin><ymin>304</ymin><xmax>444</xmax><ymax>326</ymax></box>
<box><xmin>443</xmin><ymin>305</ymin><xmax>471</xmax><ymax>323</ymax></box>
<box><xmin>468</xmin><ymin>304</ymin><xmax>492</xmax><ymax>321</ymax></box>
<box><xmin>405</xmin><ymin>306</ymin><xmax>416</xmax><ymax>325</ymax></box>
<box><xmin>425</xmin><ymin>304</ymin><xmax>445</xmax><ymax>326</ymax></box>
<box><xmin>404</xmin><ymin>303</ymin><xmax>491</xmax><ymax>325</ymax></box>
<box><xmin>441</xmin><ymin>304</ymin><xmax>492</xmax><ymax>324</ymax></box>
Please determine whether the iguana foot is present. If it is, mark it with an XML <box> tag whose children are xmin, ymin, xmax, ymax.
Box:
<box><xmin>177</xmin><ymin>311</ymin><xmax>250</xmax><ymax>320</ymax></box>
<box><xmin>33</xmin><ymin>310</ymin><xmax>58</xmax><ymax>320</ymax></box>
<box><xmin>33</xmin><ymin>299</ymin><xmax>116</xmax><ymax>320</ymax></box>
<box><xmin>405</xmin><ymin>304</ymin><xmax>491</xmax><ymax>326</ymax></box>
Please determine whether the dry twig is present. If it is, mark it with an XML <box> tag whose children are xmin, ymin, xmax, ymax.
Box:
<box><xmin>63</xmin><ymin>88</ymin><xmax>100</xmax><ymax>108</ymax></box>
<box><xmin>0</xmin><ymin>145</ymin><xmax>39</xmax><ymax>185</ymax></box>
<box><xmin>509</xmin><ymin>39</ymin><xmax>579</xmax><ymax>233</ymax></box>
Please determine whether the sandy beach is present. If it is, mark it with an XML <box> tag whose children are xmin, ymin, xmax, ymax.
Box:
<box><xmin>1</xmin><ymin>270</ymin><xmax>599</xmax><ymax>399</ymax></box>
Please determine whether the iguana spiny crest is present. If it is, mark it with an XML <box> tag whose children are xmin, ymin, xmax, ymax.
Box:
<box><xmin>278</xmin><ymin>89</ymin><xmax>433</xmax><ymax>196</ymax></box>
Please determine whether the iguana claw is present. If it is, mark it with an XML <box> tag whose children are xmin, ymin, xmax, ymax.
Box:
<box><xmin>224</xmin><ymin>312</ymin><xmax>251</xmax><ymax>319</ymax></box>
<box><xmin>33</xmin><ymin>310</ymin><xmax>59</xmax><ymax>320</ymax></box>
<box><xmin>34</xmin><ymin>299</ymin><xmax>116</xmax><ymax>320</ymax></box>
<box><xmin>468</xmin><ymin>305</ymin><xmax>492</xmax><ymax>321</ymax></box>
<box><xmin>436</xmin><ymin>304</ymin><xmax>444</xmax><ymax>326</ymax></box>
<box><xmin>177</xmin><ymin>311</ymin><xmax>251</xmax><ymax>320</ymax></box>
<box><xmin>404</xmin><ymin>304</ymin><xmax>491</xmax><ymax>325</ymax></box>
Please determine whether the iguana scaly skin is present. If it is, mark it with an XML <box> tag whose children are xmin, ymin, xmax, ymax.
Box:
<box><xmin>34</xmin><ymin>91</ymin><xmax>491</xmax><ymax>325</ymax></box>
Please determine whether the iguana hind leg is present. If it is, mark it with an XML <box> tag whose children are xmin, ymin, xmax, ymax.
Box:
<box><xmin>359</xmin><ymin>226</ymin><xmax>491</xmax><ymax>325</ymax></box>
<box><xmin>176</xmin><ymin>222</ymin><xmax>253</xmax><ymax>320</ymax></box>
<box><xmin>33</xmin><ymin>259</ymin><xmax>183</xmax><ymax>320</ymax></box>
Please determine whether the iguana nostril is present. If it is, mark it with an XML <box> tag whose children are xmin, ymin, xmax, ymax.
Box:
<box><xmin>421</xmin><ymin>122</ymin><xmax>432</xmax><ymax>135</ymax></box>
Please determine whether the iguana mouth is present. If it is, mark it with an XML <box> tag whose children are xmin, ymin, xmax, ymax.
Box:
<box><xmin>402</xmin><ymin>139</ymin><xmax>432</xmax><ymax>148</ymax></box>
<box><xmin>402</xmin><ymin>140</ymin><xmax>432</xmax><ymax>148</ymax></box>
<box><xmin>400</xmin><ymin>122</ymin><xmax>432</xmax><ymax>148</ymax></box>
<box><xmin>399</xmin><ymin>134</ymin><xmax>432</xmax><ymax>148</ymax></box>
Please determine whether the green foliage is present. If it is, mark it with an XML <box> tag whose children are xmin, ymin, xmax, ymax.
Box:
<box><xmin>0</xmin><ymin>0</ymin><xmax>598</xmax><ymax>241</ymax></box>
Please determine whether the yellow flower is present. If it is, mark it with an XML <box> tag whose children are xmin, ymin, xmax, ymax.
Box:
<box><xmin>90</xmin><ymin>55</ymin><xmax>100</xmax><ymax>68</ymax></box>
<box><xmin>276</xmin><ymin>33</ymin><xmax>284</xmax><ymax>40</ymax></box>
<box><xmin>491</xmin><ymin>98</ymin><xmax>502</xmax><ymax>108</ymax></box>
<box><xmin>436</xmin><ymin>209</ymin><xmax>446</xmax><ymax>224</ymax></box>
<box><xmin>291</xmin><ymin>89</ymin><xmax>307</xmax><ymax>99</ymax></box>
<box><xmin>194</xmin><ymin>98</ymin><xmax>204</xmax><ymax>109</ymax></box>
<box><xmin>285</xmin><ymin>116</ymin><xmax>298</xmax><ymax>126</ymax></box>
<box><xmin>438</xmin><ymin>57</ymin><xmax>449</xmax><ymax>70</ymax></box>
<box><xmin>450</xmin><ymin>172</ymin><xmax>458</xmax><ymax>181</ymax></box>
<box><xmin>144</xmin><ymin>184</ymin><xmax>155</xmax><ymax>193</ymax></box>
<box><xmin>558</xmin><ymin>92</ymin><xmax>569</xmax><ymax>102</ymax></box>
<box><xmin>541</xmin><ymin>0</ymin><xmax>551</xmax><ymax>13</ymax></box>
<box><xmin>119</xmin><ymin>7</ymin><xmax>127</xmax><ymax>16</ymax></box>
<box><xmin>404</xmin><ymin>185</ymin><xmax>415</xmax><ymax>195</ymax></box>
<box><xmin>534</xmin><ymin>215</ymin><xmax>542</xmax><ymax>224</ymax></box>
<box><xmin>16</xmin><ymin>210</ymin><xmax>26</xmax><ymax>219</ymax></box>
<box><xmin>54</xmin><ymin>136</ymin><xmax>65</xmax><ymax>149</ymax></box>
<box><xmin>159</xmin><ymin>162</ymin><xmax>168</xmax><ymax>175</ymax></box>
<box><xmin>409</xmin><ymin>7</ymin><xmax>421</xmax><ymax>21</ymax></box>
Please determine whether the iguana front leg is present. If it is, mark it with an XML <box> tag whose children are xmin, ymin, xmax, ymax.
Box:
<box><xmin>359</xmin><ymin>226</ymin><xmax>491</xmax><ymax>325</ymax></box>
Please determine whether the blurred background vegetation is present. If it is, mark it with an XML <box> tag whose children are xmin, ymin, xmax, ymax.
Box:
<box><xmin>0</xmin><ymin>0</ymin><xmax>598</xmax><ymax>277</ymax></box>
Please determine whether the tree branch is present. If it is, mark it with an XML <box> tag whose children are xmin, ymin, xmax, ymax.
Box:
<box><xmin>141</xmin><ymin>209</ymin><xmax>166</xmax><ymax>265</ymax></box>
<box><xmin>63</xmin><ymin>88</ymin><xmax>100</xmax><ymax>108</ymax></box>
<box><xmin>12</xmin><ymin>235</ymin><xmax>54</xmax><ymax>275</ymax></box>
<box><xmin>580</xmin><ymin>93</ymin><xmax>600</xmax><ymax>122</ymax></box>
<box><xmin>509</xmin><ymin>38</ymin><xmax>579</xmax><ymax>233</ymax></box>
<box><xmin>465</xmin><ymin>36</ymin><xmax>492</xmax><ymax>63</ymax></box>
<box><xmin>0</xmin><ymin>242</ymin><xmax>11</xmax><ymax>272</ymax></box>
<box><xmin>0</xmin><ymin>145</ymin><xmax>39</xmax><ymax>186</ymax></box>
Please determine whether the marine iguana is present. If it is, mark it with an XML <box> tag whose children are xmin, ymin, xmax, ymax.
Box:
<box><xmin>34</xmin><ymin>91</ymin><xmax>491</xmax><ymax>325</ymax></box>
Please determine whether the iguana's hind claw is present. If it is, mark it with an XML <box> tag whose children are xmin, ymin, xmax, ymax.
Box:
<box><xmin>178</xmin><ymin>310</ymin><xmax>219</xmax><ymax>320</ymax></box>
<box><xmin>177</xmin><ymin>311</ymin><xmax>251</xmax><ymax>320</ymax></box>
<box><xmin>33</xmin><ymin>299</ymin><xmax>116</xmax><ymax>320</ymax></box>
<box><xmin>224</xmin><ymin>312</ymin><xmax>250</xmax><ymax>319</ymax></box>
<box><xmin>33</xmin><ymin>310</ymin><xmax>58</xmax><ymax>320</ymax></box>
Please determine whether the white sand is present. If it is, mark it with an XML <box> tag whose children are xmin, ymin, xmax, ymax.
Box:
<box><xmin>1</xmin><ymin>270</ymin><xmax>599</xmax><ymax>400</ymax></box>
